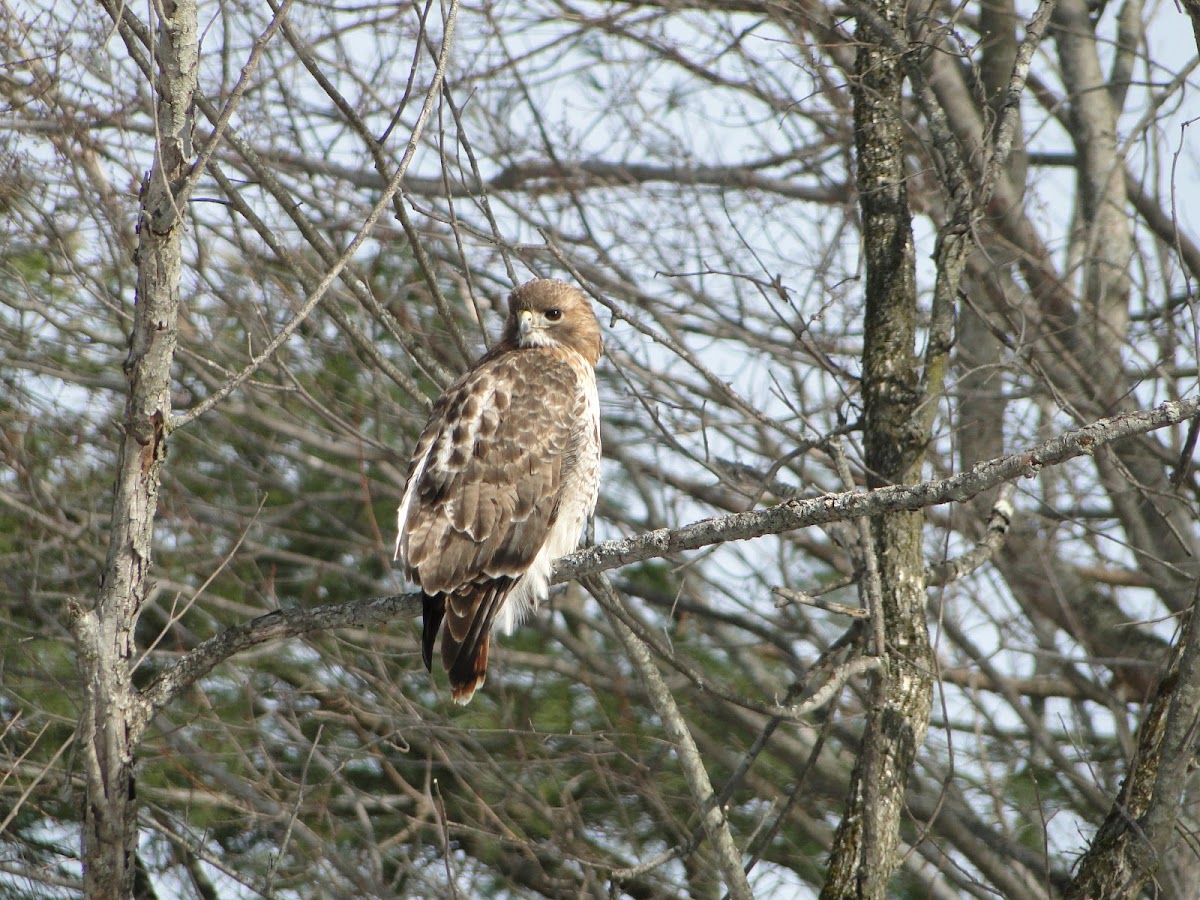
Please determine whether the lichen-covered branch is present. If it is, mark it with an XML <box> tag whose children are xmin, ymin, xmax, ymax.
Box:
<box><xmin>1066</xmin><ymin>584</ymin><xmax>1200</xmax><ymax>898</ymax></box>
<box><xmin>138</xmin><ymin>397</ymin><xmax>1200</xmax><ymax>725</ymax></box>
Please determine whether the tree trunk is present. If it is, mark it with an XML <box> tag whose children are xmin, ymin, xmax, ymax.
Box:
<box><xmin>72</xmin><ymin>2</ymin><xmax>197</xmax><ymax>896</ymax></box>
<box><xmin>820</xmin><ymin>0</ymin><xmax>935</xmax><ymax>896</ymax></box>
<box><xmin>1066</xmin><ymin>587</ymin><xmax>1200</xmax><ymax>899</ymax></box>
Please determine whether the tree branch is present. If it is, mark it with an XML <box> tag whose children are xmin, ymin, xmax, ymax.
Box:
<box><xmin>555</xmin><ymin>399</ymin><xmax>1200</xmax><ymax>583</ymax></box>
<box><xmin>1066</xmin><ymin>581</ymin><xmax>1200</xmax><ymax>897</ymax></box>
<box><xmin>83</xmin><ymin>1</ymin><xmax>198</xmax><ymax>894</ymax></box>
<box><xmin>139</xmin><ymin>593</ymin><xmax>422</xmax><ymax>725</ymax></box>
<box><xmin>584</xmin><ymin>573</ymin><xmax>754</xmax><ymax>900</ymax></box>
<box><xmin>137</xmin><ymin>398</ymin><xmax>1200</xmax><ymax>727</ymax></box>
<box><xmin>172</xmin><ymin>0</ymin><xmax>462</xmax><ymax>429</ymax></box>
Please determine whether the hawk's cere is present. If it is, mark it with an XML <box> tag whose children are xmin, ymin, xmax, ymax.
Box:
<box><xmin>395</xmin><ymin>279</ymin><xmax>603</xmax><ymax>704</ymax></box>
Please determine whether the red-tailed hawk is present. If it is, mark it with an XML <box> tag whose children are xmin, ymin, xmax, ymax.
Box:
<box><xmin>395</xmin><ymin>279</ymin><xmax>603</xmax><ymax>703</ymax></box>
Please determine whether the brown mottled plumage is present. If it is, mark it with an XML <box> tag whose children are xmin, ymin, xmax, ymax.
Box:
<box><xmin>395</xmin><ymin>279</ymin><xmax>603</xmax><ymax>703</ymax></box>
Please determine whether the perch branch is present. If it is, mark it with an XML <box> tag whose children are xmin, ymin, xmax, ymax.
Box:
<box><xmin>139</xmin><ymin>397</ymin><xmax>1199</xmax><ymax>726</ymax></box>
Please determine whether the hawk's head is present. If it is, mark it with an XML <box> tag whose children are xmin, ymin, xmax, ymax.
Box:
<box><xmin>504</xmin><ymin>279</ymin><xmax>603</xmax><ymax>366</ymax></box>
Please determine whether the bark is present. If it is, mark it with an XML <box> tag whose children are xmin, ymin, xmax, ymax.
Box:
<box><xmin>1184</xmin><ymin>0</ymin><xmax>1200</xmax><ymax>55</ymax></box>
<box><xmin>69</xmin><ymin>1</ymin><xmax>197</xmax><ymax>896</ymax></box>
<box><xmin>819</xmin><ymin>0</ymin><xmax>935</xmax><ymax>895</ymax></box>
<box><xmin>1053</xmin><ymin>0</ymin><xmax>1131</xmax><ymax>351</ymax></box>
<box><xmin>1041</xmin><ymin>8</ymin><xmax>1200</xmax><ymax>620</ymax></box>
<box><xmin>957</xmin><ymin>0</ymin><xmax>1021</xmax><ymax>512</ymax></box>
<box><xmin>1053</xmin><ymin>0</ymin><xmax>1200</xmax><ymax>612</ymax></box>
<box><xmin>1065</xmin><ymin>586</ymin><xmax>1200</xmax><ymax>899</ymax></box>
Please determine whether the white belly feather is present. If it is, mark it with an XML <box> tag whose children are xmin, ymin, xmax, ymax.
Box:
<box><xmin>499</xmin><ymin>369</ymin><xmax>601</xmax><ymax>633</ymax></box>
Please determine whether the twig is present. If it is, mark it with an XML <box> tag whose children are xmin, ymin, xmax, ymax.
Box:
<box><xmin>980</xmin><ymin>0</ymin><xmax>1058</xmax><ymax>206</ymax></box>
<box><xmin>927</xmin><ymin>484</ymin><xmax>1016</xmax><ymax>586</ymax></box>
<box><xmin>139</xmin><ymin>397</ymin><xmax>1200</xmax><ymax>722</ymax></box>
<box><xmin>583</xmin><ymin>573</ymin><xmax>754</xmax><ymax>900</ymax></box>
<box><xmin>175</xmin><ymin>0</ymin><xmax>295</xmax><ymax>209</ymax></box>
<box><xmin>774</xmin><ymin>484</ymin><xmax>1016</xmax><ymax>607</ymax></box>
<box><xmin>138</xmin><ymin>593</ymin><xmax>422</xmax><ymax>728</ymax></box>
<box><xmin>829</xmin><ymin>439</ymin><xmax>885</xmax><ymax>656</ymax></box>
<box><xmin>0</xmin><ymin>725</ymin><xmax>75</xmax><ymax>836</ymax></box>
<box><xmin>172</xmin><ymin>0</ymin><xmax>461</xmax><ymax>429</ymax></box>
<box><xmin>553</xmin><ymin>399</ymin><xmax>1200</xmax><ymax>584</ymax></box>
<box><xmin>771</xmin><ymin>588</ymin><xmax>869</xmax><ymax>618</ymax></box>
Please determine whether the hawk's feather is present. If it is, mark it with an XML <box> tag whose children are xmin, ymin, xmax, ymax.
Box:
<box><xmin>396</xmin><ymin>279</ymin><xmax>602</xmax><ymax>703</ymax></box>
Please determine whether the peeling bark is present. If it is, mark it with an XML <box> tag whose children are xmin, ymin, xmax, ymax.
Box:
<box><xmin>73</xmin><ymin>1</ymin><xmax>197</xmax><ymax>897</ymax></box>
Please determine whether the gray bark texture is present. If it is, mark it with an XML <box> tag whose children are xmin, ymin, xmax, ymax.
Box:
<box><xmin>1065</xmin><ymin>586</ymin><xmax>1200</xmax><ymax>898</ymax></box>
<box><xmin>69</xmin><ymin>1</ymin><xmax>197</xmax><ymax>897</ymax></box>
<box><xmin>819</xmin><ymin>0</ymin><xmax>935</xmax><ymax>895</ymax></box>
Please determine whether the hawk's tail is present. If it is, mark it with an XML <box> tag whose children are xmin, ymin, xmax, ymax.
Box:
<box><xmin>447</xmin><ymin>634</ymin><xmax>490</xmax><ymax>705</ymax></box>
<box><xmin>420</xmin><ymin>592</ymin><xmax>445</xmax><ymax>673</ymax></box>
<box><xmin>423</xmin><ymin>578</ymin><xmax>514</xmax><ymax>705</ymax></box>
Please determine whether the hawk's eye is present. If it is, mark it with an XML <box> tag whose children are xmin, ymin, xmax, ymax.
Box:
<box><xmin>544</xmin><ymin>308</ymin><xmax>563</xmax><ymax>322</ymax></box>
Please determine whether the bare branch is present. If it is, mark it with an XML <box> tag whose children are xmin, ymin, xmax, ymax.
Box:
<box><xmin>172</xmin><ymin>0</ymin><xmax>463</xmax><ymax>429</ymax></box>
<box><xmin>139</xmin><ymin>399</ymin><xmax>1199</xmax><ymax>725</ymax></box>
<box><xmin>556</xmin><ymin>399</ymin><xmax>1200</xmax><ymax>583</ymax></box>
<box><xmin>584</xmin><ymin>573</ymin><xmax>754</xmax><ymax>900</ymax></box>
<box><xmin>140</xmin><ymin>594</ymin><xmax>422</xmax><ymax>726</ymax></box>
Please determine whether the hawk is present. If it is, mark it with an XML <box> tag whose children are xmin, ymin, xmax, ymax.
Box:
<box><xmin>395</xmin><ymin>279</ymin><xmax>603</xmax><ymax>704</ymax></box>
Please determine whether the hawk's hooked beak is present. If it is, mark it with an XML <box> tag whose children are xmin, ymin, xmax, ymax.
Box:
<box><xmin>517</xmin><ymin>308</ymin><xmax>536</xmax><ymax>338</ymax></box>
